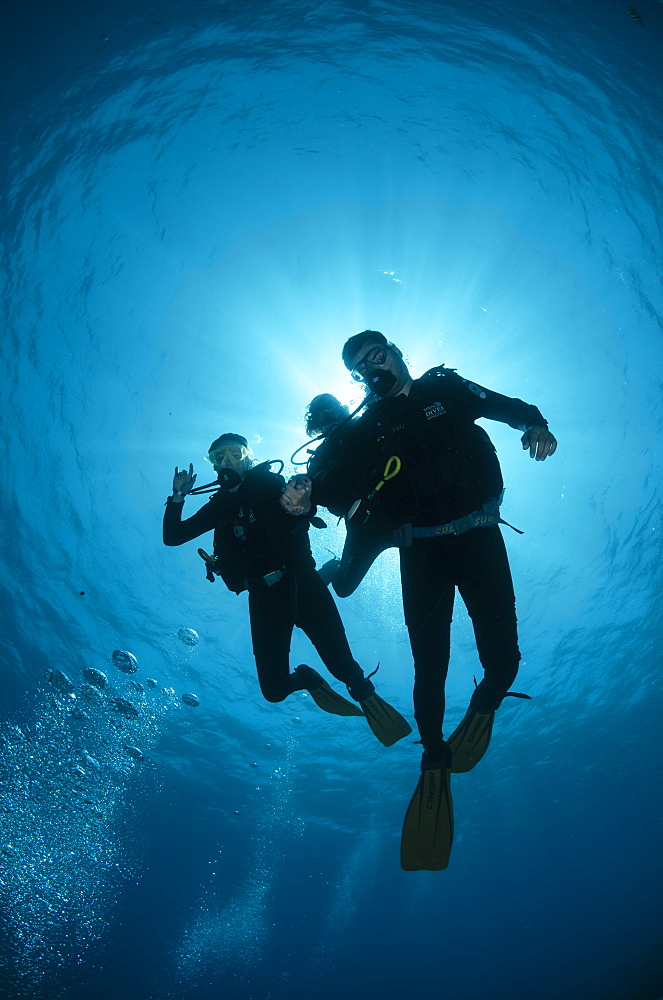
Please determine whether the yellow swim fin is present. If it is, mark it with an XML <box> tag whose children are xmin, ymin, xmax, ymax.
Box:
<box><xmin>359</xmin><ymin>692</ymin><xmax>412</xmax><ymax>747</ymax></box>
<box><xmin>447</xmin><ymin>706</ymin><xmax>495</xmax><ymax>773</ymax></box>
<box><xmin>401</xmin><ymin>762</ymin><xmax>454</xmax><ymax>871</ymax></box>
<box><xmin>293</xmin><ymin>664</ymin><xmax>364</xmax><ymax>717</ymax></box>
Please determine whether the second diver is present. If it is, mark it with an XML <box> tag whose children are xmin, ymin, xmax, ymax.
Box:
<box><xmin>162</xmin><ymin>432</ymin><xmax>411</xmax><ymax>747</ymax></box>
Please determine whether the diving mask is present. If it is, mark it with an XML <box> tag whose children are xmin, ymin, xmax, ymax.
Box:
<box><xmin>208</xmin><ymin>444</ymin><xmax>249</xmax><ymax>467</ymax></box>
<box><xmin>350</xmin><ymin>345</ymin><xmax>391</xmax><ymax>382</ymax></box>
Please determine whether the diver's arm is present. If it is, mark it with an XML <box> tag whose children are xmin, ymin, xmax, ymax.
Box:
<box><xmin>471</xmin><ymin>382</ymin><xmax>557</xmax><ymax>461</ymax></box>
<box><xmin>435</xmin><ymin>369</ymin><xmax>542</xmax><ymax>431</ymax></box>
<box><xmin>469</xmin><ymin>382</ymin><xmax>557</xmax><ymax>461</ymax></box>
<box><xmin>163</xmin><ymin>489</ymin><xmax>231</xmax><ymax>546</ymax></box>
<box><xmin>433</xmin><ymin>370</ymin><xmax>557</xmax><ymax>462</ymax></box>
<box><xmin>474</xmin><ymin>388</ymin><xmax>557</xmax><ymax>460</ymax></box>
<box><xmin>455</xmin><ymin>375</ymin><xmax>547</xmax><ymax>430</ymax></box>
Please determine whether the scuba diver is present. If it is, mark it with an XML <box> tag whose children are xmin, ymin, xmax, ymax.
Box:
<box><xmin>162</xmin><ymin>432</ymin><xmax>411</xmax><ymax>747</ymax></box>
<box><xmin>297</xmin><ymin>391</ymin><xmax>407</xmax><ymax>600</ymax></box>
<box><xmin>281</xmin><ymin>332</ymin><xmax>557</xmax><ymax>870</ymax></box>
<box><xmin>298</xmin><ymin>393</ymin><xmax>356</xmax><ymax>591</ymax></box>
<box><xmin>304</xmin><ymin>393</ymin><xmax>351</xmax><ymax>439</ymax></box>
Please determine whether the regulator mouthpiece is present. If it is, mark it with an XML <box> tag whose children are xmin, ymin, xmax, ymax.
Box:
<box><xmin>217</xmin><ymin>468</ymin><xmax>242</xmax><ymax>490</ymax></box>
<box><xmin>367</xmin><ymin>368</ymin><xmax>397</xmax><ymax>397</ymax></box>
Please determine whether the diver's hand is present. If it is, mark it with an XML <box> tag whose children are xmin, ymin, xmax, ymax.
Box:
<box><xmin>172</xmin><ymin>464</ymin><xmax>197</xmax><ymax>497</ymax></box>
<box><xmin>521</xmin><ymin>426</ymin><xmax>557</xmax><ymax>461</ymax></box>
<box><xmin>280</xmin><ymin>476</ymin><xmax>312</xmax><ymax>515</ymax></box>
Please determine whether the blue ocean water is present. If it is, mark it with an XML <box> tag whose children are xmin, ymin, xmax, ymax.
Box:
<box><xmin>1</xmin><ymin>0</ymin><xmax>662</xmax><ymax>997</ymax></box>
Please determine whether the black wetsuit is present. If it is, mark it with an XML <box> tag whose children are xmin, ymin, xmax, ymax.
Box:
<box><xmin>308</xmin><ymin>366</ymin><xmax>548</xmax><ymax>755</ymax></box>
<box><xmin>163</xmin><ymin>464</ymin><xmax>365</xmax><ymax>703</ymax></box>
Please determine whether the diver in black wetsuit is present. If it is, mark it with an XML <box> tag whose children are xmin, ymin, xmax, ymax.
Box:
<box><xmin>282</xmin><ymin>332</ymin><xmax>557</xmax><ymax>869</ymax></box>
<box><xmin>282</xmin><ymin>332</ymin><xmax>557</xmax><ymax>772</ymax></box>
<box><xmin>162</xmin><ymin>432</ymin><xmax>411</xmax><ymax>747</ymax></box>
<box><xmin>304</xmin><ymin>393</ymin><xmax>350</xmax><ymax>440</ymax></box>
<box><xmin>299</xmin><ymin>394</ymin><xmax>354</xmax><ymax>588</ymax></box>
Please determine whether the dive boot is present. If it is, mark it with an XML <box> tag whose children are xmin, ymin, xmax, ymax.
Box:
<box><xmin>317</xmin><ymin>557</ymin><xmax>341</xmax><ymax>587</ymax></box>
<box><xmin>293</xmin><ymin>664</ymin><xmax>364</xmax><ymax>717</ymax></box>
<box><xmin>447</xmin><ymin>706</ymin><xmax>495</xmax><ymax>773</ymax></box>
<box><xmin>401</xmin><ymin>747</ymin><xmax>454</xmax><ymax>871</ymax></box>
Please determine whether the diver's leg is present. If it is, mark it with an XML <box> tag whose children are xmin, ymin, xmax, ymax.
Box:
<box><xmin>399</xmin><ymin>541</ymin><xmax>456</xmax><ymax>869</ymax></box>
<box><xmin>248</xmin><ymin>576</ymin><xmax>298</xmax><ymax>703</ymax></box>
<box><xmin>294</xmin><ymin>567</ymin><xmax>366</xmax><ymax>689</ymax></box>
<box><xmin>400</xmin><ymin>540</ymin><xmax>455</xmax><ymax>759</ymax></box>
<box><xmin>296</xmin><ymin>566</ymin><xmax>412</xmax><ymax>745</ymax></box>
<box><xmin>332</xmin><ymin>520</ymin><xmax>390</xmax><ymax>598</ymax></box>
<box><xmin>456</xmin><ymin>527</ymin><xmax>521</xmax><ymax>712</ymax></box>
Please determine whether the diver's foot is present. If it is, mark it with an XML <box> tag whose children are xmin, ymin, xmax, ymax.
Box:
<box><xmin>346</xmin><ymin>676</ymin><xmax>375</xmax><ymax>702</ymax></box>
<box><xmin>421</xmin><ymin>741</ymin><xmax>453</xmax><ymax>772</ymax></box>
<box><xmin>470</xmin><ymin>679</ymin><xmax>531</xmax><ymax>715</ymax></box>
<box><xmin>317</xmin><ymin>557</ymin><xmax>341</xmax><ymax>587</ymax></box>
<box><xmin>292</xmin><ymin>664</ymin><xmax>364</xmax><ymax>717</ymax></box>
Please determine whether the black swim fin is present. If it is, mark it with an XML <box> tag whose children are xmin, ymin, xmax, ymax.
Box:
<box><xmin>359</xmin><ymin>692</ymin><xmax>412</xmax><ymax>747</ymax></box>
<box><xmin>401</xmin><ymin>758</ymin><xmax>454</xmax><ymax>871</ymax></box>
<box><xmin>293</xmin><ymin>664</ymin><xmax>364</xmax><ymax>717</ymax></box>
<box><xmin>447</xmin><ymin>706</ymin><xmax>495</xmax><ymax>773</ymax></box>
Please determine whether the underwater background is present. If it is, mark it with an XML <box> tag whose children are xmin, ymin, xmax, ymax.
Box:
<box><xmin>1</xmin><ymin>0</ymin><xmax>662</xmax><ymax>997</ymax></box>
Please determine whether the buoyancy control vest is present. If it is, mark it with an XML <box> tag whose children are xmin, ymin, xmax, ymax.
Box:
<box><xmin>197</xmin><ymin>462</ymin><xmax>315</xmax><ymax>593</ymax></box>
